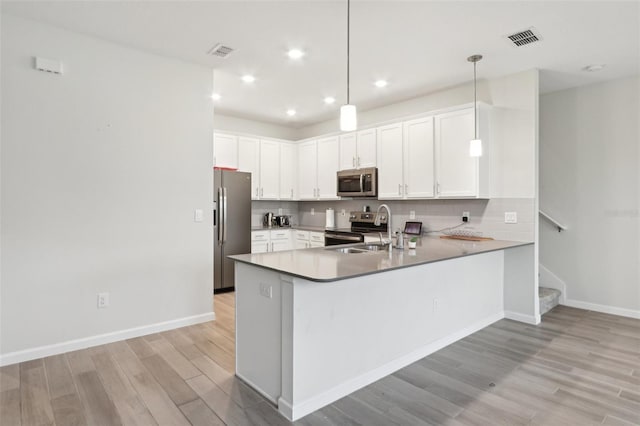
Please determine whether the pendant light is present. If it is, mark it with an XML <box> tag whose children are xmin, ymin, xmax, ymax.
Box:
<box><xmin>467</xmin><ymin>54</ymin><xmax>483</xmax><ymax>157</ymax></box>
<box><xmin>340</xmin><ymin>0</ymin><xmax>357</xmax><ymax>131</ymax></box>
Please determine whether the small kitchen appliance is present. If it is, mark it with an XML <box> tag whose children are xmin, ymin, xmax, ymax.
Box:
<box><xmin>275</xmin><ymin>215</ymin><xmax>291</xmax><ymax>227</ymax></box>
<box><xmin>263</xmin><ymin>212</ymin><xmax>275</xmax><ymax>227</ymax></box>
<box><xmin>336</xmin><ymin>168</ymin><xmax>378</xmax><ymax>197</ymax></box>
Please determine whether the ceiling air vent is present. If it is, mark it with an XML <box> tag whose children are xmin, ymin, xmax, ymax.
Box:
<box><xmin>207</xmin><ymin>43</ymin><xmax>235</xmax><ymax>58</ymax></box>
<box><xmin>506</xmin><ymin>27</ymin><xmax>542</xmax><ymax>47</ymax></box>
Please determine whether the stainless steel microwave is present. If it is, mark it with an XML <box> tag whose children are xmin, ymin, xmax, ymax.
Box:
<box><xmin>337</xmin><ymin>167</ymin><xmax>378</xmax><ymax>197</ymax></box>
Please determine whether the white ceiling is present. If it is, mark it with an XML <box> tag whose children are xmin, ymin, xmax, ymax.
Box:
<box><xmin>3</xmin><ymin>1</ymin><xmax>638</xmax><ymax>128</ymax></box>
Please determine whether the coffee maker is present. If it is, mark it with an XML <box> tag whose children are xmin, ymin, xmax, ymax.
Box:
<box><xmin>263</xmin><ymin>212</ymin><xmax>275</xmax><ymax>227</ymax></box>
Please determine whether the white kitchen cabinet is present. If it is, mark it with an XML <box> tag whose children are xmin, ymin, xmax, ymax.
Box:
<box><xmin>251</xmin><ymin>229</ymin><xmax>292</xmax><ymax>253</ymax></box>
<box><xmin>376</xmin><ymin>123</ymin><xmax>404</xmax><ymax>199</ymax></box>
<box><xmin>339</xmin><ymin>130</ymin><xmax>376</xmax><ymax>170</ymax></box>
<box><xmin>238</xmin><ymin>136</ymin><xmax>260</xmax><ymax>199</ymax></box>
<box><xmin>297</xmin><ymin>138</ymin><xmax>339</xmax><ymax>200</ymax></box>
<box><xmin>309</xmin><ymin>231</ymin><xmax>325</xmax><ymax>247</ymax></box>
<box><xmin>316</xmin><ymin>137</ymin><xmax>340</xmax><ymax>199</ymax></box>
<box><xmin>279</xmin><ymin>143</ymin><xmax>297</xmax><ymax>200</ymax></box>
<box><xmin>294</xmin><ymin>230</ymin><xmax>310</xmax><ymax>249</ymax></box>
<box><xmin>259</xmin><ymin>140</ymin><xmax>280</xmax><ymax>200</ymax></box>
<box><xmin>213</xmin><ymin>133</ymin><xmax>238</xmax><ymax>169</ymax></box>
<box><xmin>434</xmin><ymin>105</ymin><xmax>490</xmax><ymax>198</ymax></box>
<box><xmin>403</xmin><ymin>117</ymin><xmax>435</xmax><ymax>198</ymax></box>
<box><xmin>251</xmin><ymin>230</ymin><xmax>270</xmax><ymax>253</ymax></box>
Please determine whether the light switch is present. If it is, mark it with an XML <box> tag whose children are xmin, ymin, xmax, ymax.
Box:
<box><xmin>409</xmin><ymin>211</ymin><xmax>416</xmax><ymax>219</ymax></box>
<box><xmin>194</xmin><ymin>209</ymin><xmax>204</xmax><ymax>222</ymax></box>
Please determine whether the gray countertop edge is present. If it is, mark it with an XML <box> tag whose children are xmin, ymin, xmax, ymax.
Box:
<box><xmin>229</xmin><ymin>240</ymin><xmax>533</xmax><ymax>283</ymax></box>
<box><xmin>251</xmin><ymin>225</ymin><xmax>342</xmax><ymax>232</ymax></box>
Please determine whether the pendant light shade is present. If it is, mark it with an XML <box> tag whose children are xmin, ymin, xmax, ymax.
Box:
<box><xmin>467</xmin><ymin>54</ymin><xmax>483</xmax><ymax>157</ymax></box>
<box><xmin>340</xmin><ymin>104</ymin><xmax>357</xmax><ymax>131</ymax></box>
<box><xmin>340</xmin><ymin>0</ymin><xmax>357</xmax><ymax>131</ymax></box>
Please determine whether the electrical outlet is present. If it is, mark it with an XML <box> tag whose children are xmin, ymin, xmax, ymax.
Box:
<box><xmin>462</xmin><ymin>211</ymin><xmax>470</xmax><ymax>222</ymax></box>
<box><xmin>97</xmin><ymin>292</ymin><xmax>109</xmax><ymax>309</ymax></box>
<box><xmin>259</xmin><ymin>283</ymin><xmax>272</xmax><ymax>299</ymax></box>
<box><xmin>341</xmin><ymin>209</ymin><xmax>346</xmax><ymax>217</ymax></box>
<box><xmin>194</xmin><ymin>209</ymin><xmax>203</xmax><ymax>222</ymax></box>
<box><xmin>311</xmin><ymin>208</ymin><xmax>315</xmax><ymax>216</ymax></box>
<box><xmin>278</xmin><ymin>208</ymin><xmax>283</xmax><ymax>215</ymax></box>
<box><xmin>505</xmin><ymin>212</ymin><xmax>518</xmax><ymax>224</ymax></box>
<box><xmin>409</xmin><ymin>210</ymin><xmax>416</xmax><ymax>219</ymax></box>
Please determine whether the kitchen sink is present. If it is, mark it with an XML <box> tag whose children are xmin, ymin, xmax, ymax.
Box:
<box><xmin>360</xmin><ymin>243</ymin><xmax>389</xmax><ymax>251</ymax></box>
<box><xmin>329</xmin><ymin>243</ymin><xmax>390</xmax><ymax>254</ymax></box>
<box><xmin>332</xmin><ymin>247</ymin><xmax>370</xmax><ymax>254</ymax></box>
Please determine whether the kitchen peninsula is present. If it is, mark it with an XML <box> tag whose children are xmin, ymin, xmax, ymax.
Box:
<box><xmin>230</xmin><ymin>237</ymin><xmax>536</xmax><ymax>421</ymax></box>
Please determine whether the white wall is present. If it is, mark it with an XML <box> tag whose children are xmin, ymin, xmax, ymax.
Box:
<box><xmin>1</xmin><ymin>15</ymin><xmax>215</xmax><ymax>360</ymax></box>
<box><xmin>214</xmin><ymin>113</ymin><xmax>297</xmax><ymax>141</ymax></box>
<box><xmin>540</xmin><ymin>76</ymin><xmax>640</xmax><ymax>315</ymax></box>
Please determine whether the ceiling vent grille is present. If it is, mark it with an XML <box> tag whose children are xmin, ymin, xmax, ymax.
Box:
<box><xmin>207</xmin><ymin>43</ymin><xmax>235</xmax><ymax>58</ymax></box>
<box><xmin>506</xmin><ymin>28</ymin><xmax>542</xmax><ymax>47</ymax></box>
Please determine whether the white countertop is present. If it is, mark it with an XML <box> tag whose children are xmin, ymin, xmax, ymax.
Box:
<box><xmin>229</xmin><ymin>236</ymin><xmax>532</xmax><ymax>282</ymax></box>
<box><xmin>251</xmin><ymin>225</ymin><xmax>334</xmax><ymax>232</ymax></box>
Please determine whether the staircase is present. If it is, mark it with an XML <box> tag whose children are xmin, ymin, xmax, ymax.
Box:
<box><xmin>539</xmin><ymin>287</ymin><xmax>561</xmax><ymax>315</ymax></box>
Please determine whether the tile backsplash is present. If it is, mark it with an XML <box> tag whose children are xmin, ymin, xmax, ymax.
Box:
<box><xmin>253</xmin><ymin>198</ymin><xmax>535</xmax><ymax>242</ymax></box>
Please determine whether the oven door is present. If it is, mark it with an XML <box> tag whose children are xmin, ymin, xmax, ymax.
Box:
<box><xmin>324</xmin><ymin>231</ymin><xmax>364</xmax><ymax>246</ymax></box>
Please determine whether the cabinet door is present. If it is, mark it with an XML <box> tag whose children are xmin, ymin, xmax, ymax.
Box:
<box><xmin>213</xmin><ymin>133</ymin><xmax>238</xmax><ymax>169</ymax></box>
<box><xmin>316</xmin><ymin>136</ymin><xmax>340</xmax><ymax>199</ymax></box>
<box><xmin>376</xmin><ymin>123</ymin><xmax>404</xmax><ymax>199</ymax></box>
<box><xmin>272</xmin><ymin>239</ymin><xmax>292</xmax><ymax>252</ymax></box>
<box><xmin>404</xmin><ymin>117</ymin><xmax>435</xmax><ymax>198</ymax></box>
<box><xmin>294</xmin><ymin>240</ymin><xmax>309</xmax><ymax>250</ymax></box>
<box><xmin>238</xmin><ymin>136</ymin><xmax>260</xmax><ymax>199</ymax></box>
<box><xmin>356</xmin><ymin>129</ymin><xmax>377</xmax><ymax>168</ymax></box>
<box><xmin>435</xmin><ymin>108</ymin><xmax>478</xmax><ymax>197</ymax></box>
<box><xmin>279</xmin><ymin>143</ymin><xmax>296</xmax><ymax>199</ymax></box>
<box><xmin>339</xmin><ymin>133</ymin><xmax>357</xmax><ymax>170</ymax></box>
<box><xmin>309</xmin><ymin>241</ymin><xmax>324</xmax><ymax>248</ymax></box>
<box><xmin>251</xmin><ymin>242</ymin><xmax>269</xmax><ymax>253</ymax></box>
<box><xmin>259</xmin><ymin>140</ymin><xmax>280</xmax><ymax>199</ymax></box>
<box><xmin>297</xmin><ymin>140</ymin><xmax>317</xmax><ymax>200</ymax></box>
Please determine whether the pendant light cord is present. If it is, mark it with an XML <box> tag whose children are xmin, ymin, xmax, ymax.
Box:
<box><xmin>473</xmin><ymin>60</ymin><xmax>477</xmax><ymax>139</ymax></box>
<box><xmin>346</xmin><ymin>0</ymin><xmax>350</xmax><ymax>105</ymax></box>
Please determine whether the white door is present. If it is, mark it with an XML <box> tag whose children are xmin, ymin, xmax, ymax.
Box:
<box><xmin>316</xmin><ymin>136</ymin><xmax>340</xmax><ymax>199</ymax></box>
<box><xmin>404</xmin><ymin>117</ymin><xmax>435</xmax><ymax>198</ymax></box>
<box><xmin>339</xmin><ymin>133</ymin><xmax>357</xmax><ymax>170</ymax></box>
<box><xmin>213</xmin><ymin>133</ymin><xmax>238</xmax><ymax>169</ymax></box>
<box><xmin>271</xmin><ymin>239</ymin><xmax>292</xmax><ymax>252</ymax></box>
<box><xmin>259</xmin><ymin>140</ymin><xmax>280</xmax><ymax>199</ymax></box>
<box><xmin>279</xmin><ymin>143</ymin><xmax>296</xmax><ymax>200</ymax></box>
<box><xmin>356</xmin><ymin>129</ymin><xmax>377</xmax><ymax>168</ymax></box>
<box><xmin>238</xmin><ymin>136</ymin><xmax>260</xmax><ymax>199</ymax></box>
<box><xmin>297</xmin><ymin>140</ymin><xmax>317</xmax><ymax>199</ymax></box>
<box><xmin>376</xmin><ymin>123</ymin><xmax>404</xmax><ymax>199</ymax></box>
<box><xmin>294</xmin><ymin>240</ymin><xmax>309</xmax><ymax>250</ymax></box>
<box><xmin>251</xmin><ymin>242</ymin><xmax>269</xmax><ymax>254</ymax></box>
<box><xmin>435</xmin><ymin>108</ymin><xmax>478</xmax><ymax>197</ymax></box>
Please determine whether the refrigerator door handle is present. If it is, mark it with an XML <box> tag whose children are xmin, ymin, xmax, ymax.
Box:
<box><xmin>217</xmin><ymin>188</ymin><xmax>223</xmax><ymax>244</ymax></box>
<box><xmin>222</xmin><ymin>187</ymin><xmax>228</xmax><ymax>243</ymax></box>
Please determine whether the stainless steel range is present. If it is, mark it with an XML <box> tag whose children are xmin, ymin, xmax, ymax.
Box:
<box><xmin>324</xmin><ymin>211</ymin><xmax>389</xmax><ymax>246</ymax></box>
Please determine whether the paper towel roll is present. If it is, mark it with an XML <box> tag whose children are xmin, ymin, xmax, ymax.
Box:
<box><xmin>325</xmin><ymin>208</ymin><xmax>335</xmax><ymax>229</ymax></box>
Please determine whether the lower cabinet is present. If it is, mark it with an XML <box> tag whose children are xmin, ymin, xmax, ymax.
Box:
<box><xmin>251</xmin><ymin>230</ymin><xmax>292</xmax><ymax>253</ymax></box>
<box><xmin>294</xmin><ymin>230</ymin><xmax>325</xmax><ymax>249</ymax></box>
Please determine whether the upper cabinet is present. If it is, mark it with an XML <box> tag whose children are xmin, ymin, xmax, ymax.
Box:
<box><xmin>279</xmin><ymin>143</ymin><xmax>297</xmax><ymax>200</ymax></box>
<box><xmin>213</xmin><ymin>133</ymin><xmax>238</xmax><ymax>169</ymax></box>
<box><xmin>338</xmin><ymin>129</ymin><xmax>376</xmax><ymax>170</ymax></box>
<box><xmin>297</xmin><ymin>137</ymin><xmax>339</xmax><ymax>200</ymax></box>
<box><xmin>376</xmin><ymin>123</ymin><xmax>404</xmax><ymax>199</ymax></box>
<box><xmin>259</xmin><ymin>140</ymin><xmax>280</xmax><ymax>200</ymax></box>
<box><xmin>237</xmin><ymin>136</ymin><xmax>260</xmax><ymax>199</ymax></box>
<box><xmin>404</xmin><ymin>117</ymin><xmax>435</xmax><ymax>198</ymax></box>
<box><xmin>434</xmin><ymin>105</ymin><xmax>490</xmax><ymax>198</ymax></box>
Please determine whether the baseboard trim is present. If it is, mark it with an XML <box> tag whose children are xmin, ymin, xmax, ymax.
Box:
<box><xmin>278</xmin><ymin>311</ymin><xmax>504</xmax><ymax>421</ymax></box>
<box><xmin>236</xmin><ymin>372</ymin><xmax>277</xmax><ymax>405</ymax></box>
<box><xmin>0</xmin><ymin>312</ymin><xmax>216</xmax><ymax>366</ymax></box>
<box><xmin>504</xmin><ymin>310</ymin><xmax>541</xmax><ymax>325</ymax></box>
<box><xmin>563</xmin><ymin>299</ymin><xmax>640</xmax><ymax>319</ymax></box>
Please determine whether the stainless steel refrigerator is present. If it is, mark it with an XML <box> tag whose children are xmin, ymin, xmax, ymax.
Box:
<box><xmin>214</xmin><ymin>170</ymin><xmax>251</xmax><ymax>292</ymax></box>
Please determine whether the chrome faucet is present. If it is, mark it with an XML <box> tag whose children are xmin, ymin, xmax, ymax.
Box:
<box><xmin>374</xmin><ymin>204</ymin><xmax>392</xmax><ymax>249</ymax></box>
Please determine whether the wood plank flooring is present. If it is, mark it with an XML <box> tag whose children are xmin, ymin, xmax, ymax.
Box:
<box><xmin>1</xmin><ymin>294</ymin><xmax>639</xmax><ymax>425</ymax></box>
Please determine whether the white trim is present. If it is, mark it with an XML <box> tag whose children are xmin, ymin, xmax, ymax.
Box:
<box><xmin>0</xmin><ymin>312</ymin><xmax>215</xmax><ymax>366</ymax></box>
<box><xmin>278</xmin><ymin>311</ymin><xmax>504</xmax><ymax>421</ymax></box>
<box><xmin>563</xmin><ymin>299</ymin><xmax>640</xmax><ymax>320</ymax></box>
<box><xmin>504</xmin><ymin>310</ymin><xmax>541</xmax><ymax>325</ymax></box>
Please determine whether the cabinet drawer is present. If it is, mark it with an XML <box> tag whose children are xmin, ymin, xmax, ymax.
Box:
<box><xmin>295</xmin><ymin>230</ymin><xmax>310</xmax><ymax>241</ymax></box>
<box><xmin>270</xmin><ymin>229</ymin><xmax>291</xmax><ymax>240</ymax></box>
<box><xmin>309</xmin><ymin>232</ymin><xmax>324</xmax><ymax>243</ymax></box>
<box><xmin>252</xmin><ymin>230</ymin><xmax>270</xmax><ymax>241</ymax></box>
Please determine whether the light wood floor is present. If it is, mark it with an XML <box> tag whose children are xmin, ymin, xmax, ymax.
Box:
<box><xmin>1</xmin><ymin>295</ymin><xmax>639</xmax><ymax>425</ymax></box>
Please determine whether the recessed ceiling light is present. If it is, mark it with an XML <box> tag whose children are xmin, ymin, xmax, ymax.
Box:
<box><xmin>287</xmin><ymin>49</ymin><xmax>305</xmax><ymax>60</ymax></box>
<box><xmin>324</xmin><ymin>96</ymin><xmax>336</xmax><ymax>105</ymax></box>
<box><xmin>583</xmin><ymin>64</ymin><xmax>606</xmax><ymax>72</ymax></box>
<box><xmin>211</xmin><ymin>93</ymin><xmax>221</xmax><ymax>101</ymax></box>
<box><xmin>374</xmin><ymin>80</ymin><xmax>388</xmax><ymax>88</ymax></box>
<box><xmin>241</xmin><ymin>75</ymin><xmax>255</xmax><ymax>83</ymax></box>
<box><xmin>286</xmin><ymin>109</ymin><xmax>296</xmax><ymax>116</ymax></box>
